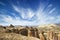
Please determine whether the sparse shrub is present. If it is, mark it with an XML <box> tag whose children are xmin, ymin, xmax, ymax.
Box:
<box><xmin>3</xmin><ymin>27</ymin><xmax>6</xmax><ymax>29</ymax></box>
<box><xmin>6</xmin><ymin>29</ymin><xmax>12</xmax><ymax>33</ymax></box>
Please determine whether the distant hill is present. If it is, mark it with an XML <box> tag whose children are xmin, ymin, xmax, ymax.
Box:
<box><xmin>55</xmin><ymin>23</ymin><xmax>60</xmax><ymax>26</ymax></box>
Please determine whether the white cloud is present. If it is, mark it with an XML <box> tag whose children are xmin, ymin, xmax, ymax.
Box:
<box><xmin>0</xmin><ymin>2</ymin><xmax>60</xmax><ymax>26</ymax></box>
<box><xmin>12</xmin><ymin>5</ymin><xmax>35</xmax><ymax>19</ymax></box>
<box><xmin>27</xmin><ymin>9</ymin><xmax>35</xmax><ymax>18</ymax></box>
<box><xmin>12</xmin><ymin>5</ymin><xmax>21</xmax><ymax>13</ymax></box>
<box><xmin>48</xmin><ymin>4</ymin><xmax>52</xmax><ymax>8</ymax></box>
<box><xmin>13</xmin><ymin>1</ymin><xmax>60</xmax><ymax>25</ymax></box>
<box><xmin>0</xmin><ymin>15</ymin><xmax>37</xmax><ymax>26</ymax></box>
<box><xmin>0</xmin><ymin>2</ymin><xmax>5</xmax><ymax>6</ymax></box>
<box><xmin>49</xmin><ymin>8</ymin><xmax>56</xmax><ymax>14</ymax></box>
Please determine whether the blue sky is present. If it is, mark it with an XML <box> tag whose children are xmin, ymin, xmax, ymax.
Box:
<box><xmin>0</xmin><ymin>0</ymin><xmax>60</xmax><ymax>26</ymax></box>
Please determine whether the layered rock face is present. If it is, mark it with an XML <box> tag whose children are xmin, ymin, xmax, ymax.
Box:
<box><xmin>0</xmin><ymin>24</ymin><xmax>60</xmax><ymax>40</ymax></box>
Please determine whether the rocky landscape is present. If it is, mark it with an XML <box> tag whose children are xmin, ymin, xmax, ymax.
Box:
<box><xmin>0</xmin><ymin>24</ymin><xmax>60</xmax><ymax>40</ymax></box>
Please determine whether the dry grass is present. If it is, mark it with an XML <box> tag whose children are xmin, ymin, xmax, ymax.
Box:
<box><xmin>0</xmin><ymin>33</ymin><xmax>40</xmax><ymax>40</ymax></box>
<box><xmin>0</xmin><ymin>24</ymin><xmax>60</xmax><ymax>40</ymax></box>
<box><xmin>0</xmin><ymin>27</ymin><xmax>39</xmax><ymax>40</ymax></box>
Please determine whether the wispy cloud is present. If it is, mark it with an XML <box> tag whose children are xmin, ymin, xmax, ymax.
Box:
<box><xmin>0</xmin><ymin>2</ymin><xmax>5</xmax><ymax>6</ymax></box>
<box><xmin>0</xmin><ymin>0</ymin><xmax>60</xmax><ymax>26</ymax></box>
<box><xmin>0</xmin><ymin>15</ymin><xmax>37</xmax><ymax>26</ymax></box>
<box><xmin>49</xmin><ymin>8</ymin><xmax>56</xmax><ymax>14</ymax></box>
<box><xmin>48</xmin><ymin>4</ymin><xmax>52</xmax><ymax>8</ymax></box>
<box><xmin>12</xmin><ymin>5</ymin><xmax>35</xmax><ymax>20</ymax></box>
